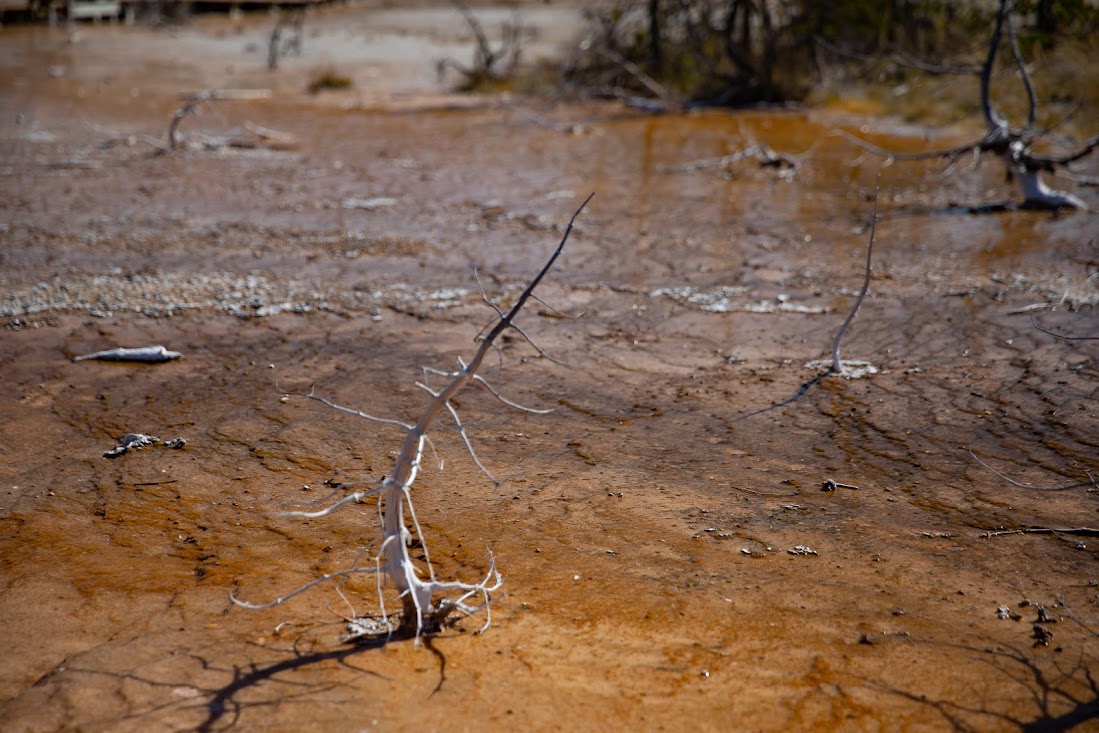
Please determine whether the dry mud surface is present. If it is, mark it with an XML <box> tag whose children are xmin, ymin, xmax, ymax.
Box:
<box><xmin>2</xmin><ymin>5</ymin><xmax>1098</xmax><ymax>732</ymax></box>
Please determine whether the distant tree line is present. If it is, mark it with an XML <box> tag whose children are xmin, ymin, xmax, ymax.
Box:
<box><xmin>567</xmin><ymin>0</ymin><xmax>1099</xmax><ymax>105</ymax></box>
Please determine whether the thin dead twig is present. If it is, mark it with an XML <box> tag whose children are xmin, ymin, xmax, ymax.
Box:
<box><xmin>969</xmin><ymin>450</ymin><xmax>1096</xmax><ymax>492</ymax></box>
<box><xmin>729</xmin><ymin>191</ymin><xmax>883</xmax><ymax>421</ymax></box>
<box><xmin>828</xmin><ymin>186</ymin><xmax>879</xmax><ymax>376</ymax></box>
<box><xmin>244</xmin><ymin>121</ymin><xmax>296</xmax><ymax>145</ymax></box>
<box><xmin>268</xmin><ymin>6</ymin><xmax>306</xmax><ymax>72</ymax></box>
<box><xmin>981</xmin><ymin>527</ymin><xmax>1099</xmax><ymax>539</ymax></box>
<box><xmin>1030</xmin><ymin>313</ymin><xmax>1099</xmax><ymax>340</ymax></box>
<box><xmin>589</xmin><ymin>45</ymin><xmax>683</xmax><ymax>113</ymax></box>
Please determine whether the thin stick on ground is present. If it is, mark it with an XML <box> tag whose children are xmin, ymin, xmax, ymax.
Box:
<box><xmin>1030</xmin><ymin>314</ymin><xmax>1099</xmax><ymax>340</ymax></box>
<box><xmin>233</xmin><ymin>194</ymin><xmax>594</xmax><ymax>640</ymax></box>
<box><xmin>981</xmin><ymin>527</ymin><xmax>1099</xmax><ymax>539</ymax></box>
<box><xmin>969</xmin><ymin>450</ymin><xmax>1096</xmax><ymax>492</ymax></box>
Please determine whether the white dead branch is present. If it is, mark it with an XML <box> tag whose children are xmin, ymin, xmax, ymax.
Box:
<box><xmin>103</xmin><ymin>432</ymin><xmax>159</xmax><ymax>458</ymax></box>
<box><xmin>166</xmin><ymin>89</ymin><xmax>273</xmax><ymax>152</ymax></box>
<box><xmin>664</xmin><ymin>143</ymin><xmax>799</xmax><ymax>180</ymax></box>
<box><xmin>232</xmin><ymin>194</ymin><xmax>593</xmax><ymax>639</ymax></box>
<box><xmin>73</xmin><ymin>345</ymin><xmax>182</xmax><ymax>363</ymax></box>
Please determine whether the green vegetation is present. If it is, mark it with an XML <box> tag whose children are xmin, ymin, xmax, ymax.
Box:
<box><xmin>306</xmin><ymin>68</ymin><xmax>353</xmax><ymax>94</ymax></box>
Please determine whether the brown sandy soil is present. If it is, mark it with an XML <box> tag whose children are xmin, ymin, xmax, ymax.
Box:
<box><xmin>2</xmin><ymin>4</ymin><xmax>1098</xmax><ymax>732</ymax></box>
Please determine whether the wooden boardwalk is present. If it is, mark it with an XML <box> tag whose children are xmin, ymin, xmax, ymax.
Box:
<box><xmin>2</xmin><ymin>0</ymin><xmax>332</xmax><ymax>22</ymax></box>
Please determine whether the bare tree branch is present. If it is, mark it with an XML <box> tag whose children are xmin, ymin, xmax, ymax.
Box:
<box><xmin>233</xmin><ymin>194</ymin><xmax>594</xmax><ymax>639</ymax></box>
<box><xmin>1003</xmin><ymin>2</ymin><xmax>1037</xmax><ymax>132</ymax></box>
<box><xmin>981</xmin><ymin>0</ymin><xmax>1011</xmax><ymax>136</ymax></box>
<box><xmin>590</xmin><ymin>45</ymin><xmax>683</xmax><ymax>112</ymax></box>
<box><xmin>437</xmin><ymin>2</ymin><xmax>523</xmax><ymax>89</ymax></box>
<box><xmin>981</xmin><ymin>527</ymin><xmax>1099</xmax><ymax>539</ymax></box>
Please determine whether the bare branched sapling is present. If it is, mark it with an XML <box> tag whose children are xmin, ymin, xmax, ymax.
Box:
<box><xmin>232</xmin><ymin>194</ymin><xmax>593</xmax><ymax>639</ymax></box>
<box><xmin>436</xmin><ymin>1</ymin><xmax>523</xmax><ymax>90</ymax></box>
<box><xmin>732</xmin><ymin>194</ymin><xmax>882</xmax><ymax>422</ymax></box>
<box><xmin>827</xmin><ymin>194</ymin><xmax>878</xmax><ymax>377</ymax></box>
<box><xmin>802</xmin><ymin>190</ymin><xmax>880</xmax><ymax>378</ymax></box>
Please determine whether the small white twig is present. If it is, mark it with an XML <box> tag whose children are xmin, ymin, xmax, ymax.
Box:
<box><xmin>969</xmin><ymin>450</ymin><xmax>1094</xmax><ymax>491</ymax></box>
<box><xmin>280</xmin><ymin>485</ymin><xmax>383</xmax><ymax>519</ymax></box>
<box><xmin>444</xmin><ymin>398</ymin><xmax>498</xmax><ymax>484</ymax></box>
<box><xmin>230</xmin><ymin>566</ymin><xmax>381</xmax><ymax>610</ymax></box>
<box><xmin>472</xmin><ymin>373</ymin><xmax>554</xmax><ymax>414</ymax></box>
<box><xmin>296</xmin><ymin>388</ymin><xmax>413</xmax><ymax>431</ymax></box>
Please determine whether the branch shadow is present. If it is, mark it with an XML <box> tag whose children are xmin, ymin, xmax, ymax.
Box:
<box><xmin>877</xmin><ymin>200</ymin><xmax>1080</xmax><ymax>219</ymax></box>
<box><xmin>194</xmin><ymin>634</ymin><xmax>394</xmax><ymax>733</ymax></box>
<box><xmin>50</xmin><ymin>624</ymin><xmax>449</xmax><ymax>733</ymax></box>
<box><xmin>727</xmin><ymin>372</ymin><xmax>826</xmax><ymax>425</ymax></box>
<box><xmin>193</xmin><ymin>624</ymin><xmax>457</xmax><ymax>731</ymax></box>
<box><xmin>861</xmin><ymin>640</ymin><xmax>1099</xmax><ymax>733</ymax></box>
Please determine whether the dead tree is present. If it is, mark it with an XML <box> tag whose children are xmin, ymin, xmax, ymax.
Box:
<box><xmin>718</xmin><ymin>0</ymin><xmax>785</xmax><ymax>104</ymax></box>
<box><xmin>436</xmin><ymin>2</ymin><xmax>523</xmax><ymax>90</ymax></box>
<box><xmin>268</xmin><ymin>5</ymin><xmax>306</xmax><ymax>72</ymax></box>
<box><xmin>232</xmin><ymin>195</ymin><xmax>593</xmax><ymax>639</ymax></box>
<box><xmin>564</xmin><ymin>1</ymin><xmax>800</xmax><ymax>109</ymax></box>
<box><xmin>843</xmin><ymin>0</ymin><xmax>1096</xmax><ymax>211</ymax></box>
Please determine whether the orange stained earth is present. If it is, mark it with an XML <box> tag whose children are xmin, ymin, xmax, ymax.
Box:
<box><xmin>1</xmin><ymin>4</ymin><xmax>1098</xmax><ymax>732</ymax></box>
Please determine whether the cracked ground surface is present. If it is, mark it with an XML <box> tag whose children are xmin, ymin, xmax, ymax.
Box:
<box><xmin>2</xmin><ymin>4</ymin><xmax>1098</xmax><ymax>731</ymax></box>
